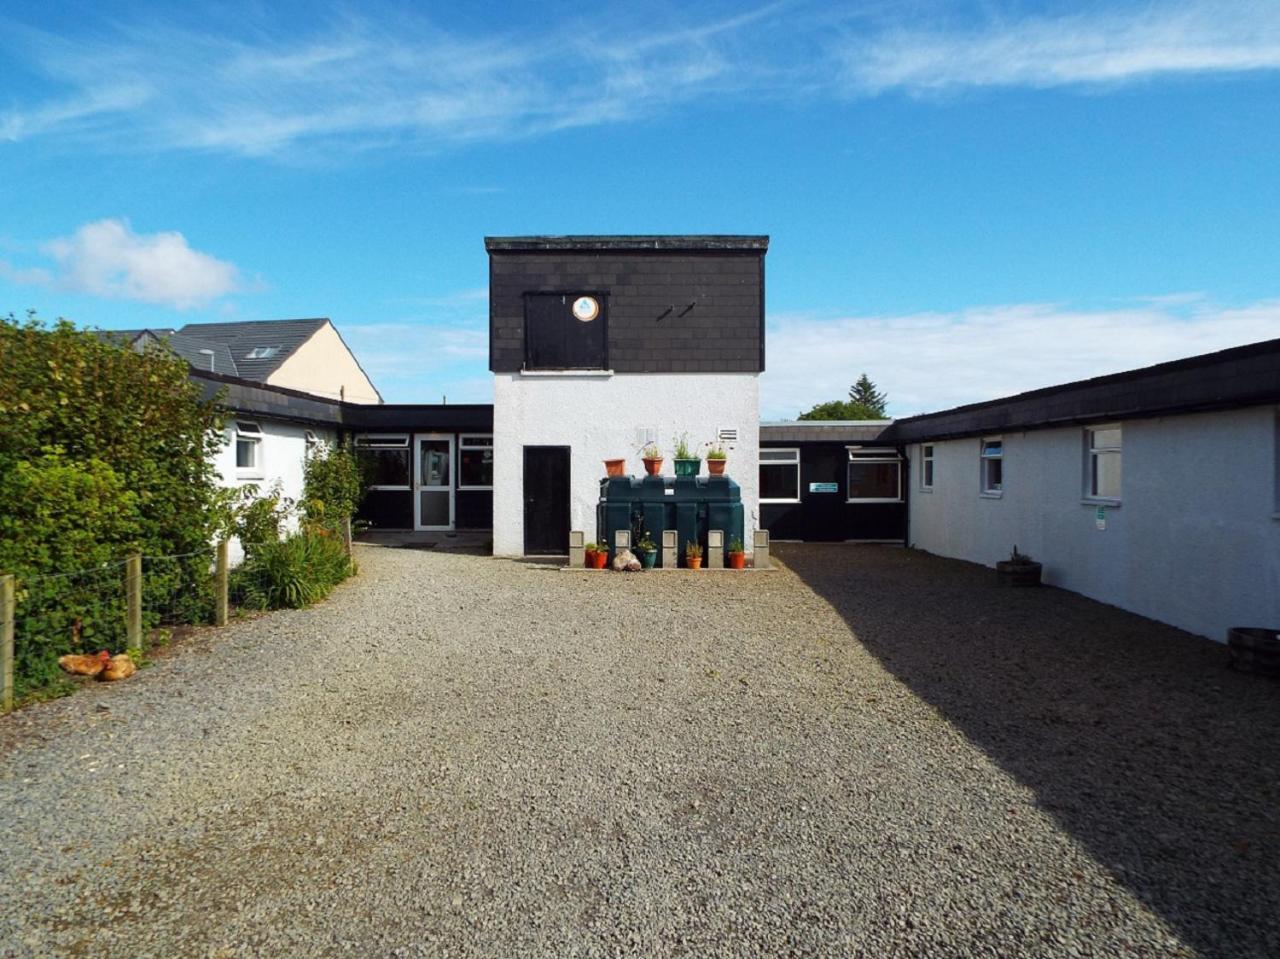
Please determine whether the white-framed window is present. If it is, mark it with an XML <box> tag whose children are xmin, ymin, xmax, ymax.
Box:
<box><xmin>458</xmin><ymin>434</ymin><xmax>494</xmax><ymax>490</ymax></box>
<box><xmin>1086</xmin><ymin>424</ymin><xmax>1122</xmax><ymax>501</ymax></box>
<box><xmin>234</xmin><ymin>420</ymin><xmax>263</xmax><ymax>477</ymax></box>
<box><xmin>246</xmin><ymin>346</ymin><xmax>281</xmax><ymax>359</ymax></box>
<box><xmin>847</xmin><ymin>448</ymin><xmax>903</xmax><ymax>502</ymax></box>
<box><xmin>920</xmin><ymin>444</ymin><xmax>935</xmax><ymax>491</ymax></box>
<box><xmin>980</xmin><ymin>438</ymin><xmax>1003</xmax><ymax>495</ymax></box>
<box><xmin>354</xmin><ymin>434</ymin><xmax>411</xmax><ymax>489</ymax></box>
<box><xmin>760</xmin><ymin>448</ymin><xmax>801</xmax><ymax>503</ymax></box>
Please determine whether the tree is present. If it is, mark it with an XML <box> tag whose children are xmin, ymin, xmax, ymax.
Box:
<box><xmin>848</xmin><ymin>373</ymin><xmax>888</xmax><ymax>418</ymax></box>
<box><xmin>797</xmin><ymin>373</ymin><xmax>890</xmax><ymax>420</ymax></box>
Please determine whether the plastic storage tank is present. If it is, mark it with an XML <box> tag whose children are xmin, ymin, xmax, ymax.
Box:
<box><xmin>596</xmin><ymin>474</ymin><xmax>743</xmax><ymax>568</ymax></box>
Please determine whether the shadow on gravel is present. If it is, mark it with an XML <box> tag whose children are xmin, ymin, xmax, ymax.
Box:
<box><xmin>779</xmin><ymin>543</ymin><xmax>1280</xmax><ymax>959</ymax></box>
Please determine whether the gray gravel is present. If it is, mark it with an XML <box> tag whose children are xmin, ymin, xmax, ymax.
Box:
<box><xmin>1</xmin><ymin>543</ymin><xmax>1277</xmax><ymax>957</ymax></box>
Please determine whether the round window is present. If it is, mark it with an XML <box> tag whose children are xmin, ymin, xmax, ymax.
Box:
<box><xmin>572</xmin><ymin>296</ymin><xmax>600</xmax><ymax>322</ymax></box>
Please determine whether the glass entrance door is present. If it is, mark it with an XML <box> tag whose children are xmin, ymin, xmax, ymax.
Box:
<box><xmin>414</xmin><ymin>435</ymin><xmax>454</xmax><ymax>530</ymax></box>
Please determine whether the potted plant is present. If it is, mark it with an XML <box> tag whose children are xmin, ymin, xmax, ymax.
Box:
<box><xmin>706</xmin><ymin>442</ymin><xmax>728</xmax><ymax>476</ymax></box>
<box><xmin>584</xmin><ymin>542</ymin><xmax>598</xmax><ymax>568</ymax></box>
<box><xmin>673</xmin><ymin>433</ymin><xmax>701</xmax><ymax>478</ymax></box>
<box><xmin>603</xmin><ymin>458</ymin><xmax>626</xmax><ymax>478</ymax></box>
<box><xmin>640</xmin><ymin>442</ymin><xmax>663</xmax><ymax>476</ymax></box>
<box><xmin>685</xmin><ymin>541</ymin><xmax>703</xmax><ymax>570</ymax></box>
<box><xmin>636</xmin><ymin>532</ymin><xmax>658</xmax><ymax>569</ymax></box>
<box><xmin>996</xmin><ymin>545</ymin><xmax>1042</xmax><ymax>586</ymax></box>
<box><xmin>727</xmin><ymin>537</ymin><xmax>746</xmax><ymax>570</ymax></box>
<box><xmin>592</xmin><ymin>544</ymin><xmax>610</xmax><ymax>569</ymax></box>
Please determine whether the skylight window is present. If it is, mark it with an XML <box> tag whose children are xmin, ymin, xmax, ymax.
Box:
<box><xmin>246</xmin><ymin>346</ymin><xmax>281</xmax><ymax>359</ymax></box>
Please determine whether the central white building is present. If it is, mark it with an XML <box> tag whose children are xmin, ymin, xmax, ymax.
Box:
<box><xmin>485</xmin><ymin>235</ymin><xmax>768</xmax><ymax>557</ymax></box>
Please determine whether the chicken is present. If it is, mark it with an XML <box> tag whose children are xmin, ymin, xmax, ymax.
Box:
<box><xmin>58</xmin><ymin>650</ymin><xmax>111</xmax><ymax>677</ymax></box>
<box><xmin>99</xmin><ymin>654</ymin><xmax>137</xmax><ymax>682</ymax></box>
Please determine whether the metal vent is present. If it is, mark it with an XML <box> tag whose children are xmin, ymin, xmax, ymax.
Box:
<box><xmin>718</xmin><ymin>428</ymin><xmax>738</xmax><ymax>441</ymax></box>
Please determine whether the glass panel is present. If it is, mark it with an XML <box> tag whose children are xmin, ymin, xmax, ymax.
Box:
<box><xmin>760</xmin><ymin>463</ymin><xmax>799</xmax><ymax>500</ymax></box>
<box><xmin>236</xmin><ymin>420</ymin><xmax>262</xmax><ymax>435</ymax></box>
<box><xmin>760</xmin><ymin>449</ymin><xmax>798</xmax><ymax>463</ymax></box>
<box><xmin>982</xmin><ymin>440</ymin><xmax>1002</xmax><ymax>457</ymax></box>
<box><xmin>923</xmin><ymin>459</ymin><xmax>934</xmax><ymax>487</ymax></box>
<box><xmin>357</xmin><ymin>448</ymin><xmax>409</xmax><ymax>487</ymax></box>
<box><xmin>419</xmin><ymin>490</ymin><xmax>450</xmax><ymax>527</ymax></box>
<box><xmin>848</xmin><ymin>462</ymin><xmax>900</xmax><ymax>499</ymax></box>
<box><xmin>985</xmin><ymin>458</ymin><xmax>1003</xmax><ymax>491</ymax></box>
<box><xmin>1093</xmin><ymin>451</ymin><xmax>1122</xmax><ymax>498</ymax></box>
<box><xmin>1091</xmin><ymin>427</ymin><xmax>1122</xmax><ymax>451</ymax></box>
<box><xmin>419</xmin><ymin>441</ymin><xmax>450</xmax><ymax>487</ymax></box>
<box><xmin>460</xmin><ymin>447</ymin><xmax>494</xmax><ymax>487</ymax></box>
<box><xmin>236</xmin><ymin>438</ymin><xmax>257</xmax><ymax>469</ymax></box>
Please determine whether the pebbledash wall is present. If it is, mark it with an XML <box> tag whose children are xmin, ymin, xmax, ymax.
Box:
<box><xmin>890</xmin><ymin>339</ymin><xmax>1280</xmax><ymax>643</ymax></box>
<box><xmin>492</xmin><ymin>373</ymin><xmax>760</xmax><ymax>556</ymax></box>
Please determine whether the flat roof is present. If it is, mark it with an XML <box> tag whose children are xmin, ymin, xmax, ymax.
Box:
<box><xmin>484</xmin><ymin>235</ymin><xmax>769</xmax><ymax>253</ymax></box>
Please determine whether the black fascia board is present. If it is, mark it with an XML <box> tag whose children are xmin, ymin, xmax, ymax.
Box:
<box><xmin>484</xmin><ymin>235</ymin><xmax>769</xmax><ymax>253</ymax></box>
<box><xmin>885</xmin><ymin>337</ymin><xmax>1280</xmax><ymax>444</ymax></box>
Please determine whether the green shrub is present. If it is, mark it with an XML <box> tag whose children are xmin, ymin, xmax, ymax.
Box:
<box><xmin>233</xmin><ymin>482</ymin><xmax>293</xmax><ymax>554</ymax></box>
<box><xmin>0</xmin><ymin>312</ymin><xmax>223</xmax><ymax>693</ymax></box>
<box><xmin>301</xmin><ymin>444</ymin><xmax>363</xmax><ymax>532</ymax></box>
<box><xmin>233</xmin><ymin>530</ymin><xmax>353</xmax><ymax>610</ymax></box>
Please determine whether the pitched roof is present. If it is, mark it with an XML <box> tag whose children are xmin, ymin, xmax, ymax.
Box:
<box><xmin>174</xmin><ymin>318</ymin><xmax>329</xmax><ymax>381</ymax></box>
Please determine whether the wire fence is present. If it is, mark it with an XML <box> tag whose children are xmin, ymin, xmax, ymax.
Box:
<box><xmin>1</xmin><ymin>521</ymin><xmax>352</xmax><ymax>713</ymax></box>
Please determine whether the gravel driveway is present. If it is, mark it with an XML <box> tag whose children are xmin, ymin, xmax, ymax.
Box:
<box><xmin>1</xmin><ymin>544</ymin><xmax>1277</xmax><ymax>958</ymax></box>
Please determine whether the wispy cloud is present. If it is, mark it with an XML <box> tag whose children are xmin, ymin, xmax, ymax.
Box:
<box><xmin>3</xmin><ymin>218</ymin><xmax>243</xmax><ymax>309</ymax></box>
<box><xmin>761</xmin><ymin>294</ymin><xmax>1280</xmax><ymax>419</ymax></box>
<box><xmin>4</xmin><ymin>3</ymin><xmax>1277</xmax><ymax>158</ymax></box>
<box><xmin>838</xmin><ymin>1</ymin><xmax>1280</xmax><ymax>93</ymax></box>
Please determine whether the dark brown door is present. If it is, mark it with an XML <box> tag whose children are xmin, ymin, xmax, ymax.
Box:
<box><xmin>523</xmin><ymin>446</ymin><xmax>571</xmax><ymax>555</ymax></box>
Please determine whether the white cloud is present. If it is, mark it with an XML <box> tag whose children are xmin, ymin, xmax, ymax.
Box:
<box><xmin>839</xmin><ymin>1</ymin><xmax>1280</xmax><ymax>93</ymax></box>
<box><xmin>761</xmin><ymin>295</ymin><xmax>1280</xmax><ymax>419</ymax></box>
<box><xmin>12</xmin><ymin>218</ymin><xmax>242</xmax><ymax>309</ymax></box>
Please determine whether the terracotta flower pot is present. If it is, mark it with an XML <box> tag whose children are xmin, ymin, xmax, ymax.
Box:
<box><xmin>584</xmin><ymin>548</ymin><xmax>597</xmax><ymax>568</ymax></box>
<box><xmin>707</xmin><ymin>458</ymin><xmax>726</xmax><ymax>476</ymax></box>
<box><xmin>643</xmin><ymin>456</ymin><xmax>664</xmax><ymax>476</ymax></box>
<box><xmin>687</xmin><ymin>556</ymin><xmax>702</xmax><ymax>570</ymax></box>
<box><xmin>604</xmin><ymin>458</ymin><xmax>625</xmax><ymax>478</ymax></box>
<box><xmin>591</xmin><ymin>550</ymin><xmax>609</xmax><ymax>569</ymax></box>
<box><xmin>728</xmin><ymin>552</ymin><xmax>746</xmax><ymax>570</ymax></box>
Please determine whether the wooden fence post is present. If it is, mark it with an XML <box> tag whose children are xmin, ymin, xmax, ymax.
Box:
<box><xmin>125</xmin><ymin>553</ymin><xmax>143</xmax><ymax>652</ymax></box>
<box><xmin>1</xmin><ymin>574</ymin><xmax>14</xmax><ymax>714</ymax></box>
<box><xmin>214</xmin><ymin>540</ymin><xmax>229</xmax><ymax>627</ymax></box>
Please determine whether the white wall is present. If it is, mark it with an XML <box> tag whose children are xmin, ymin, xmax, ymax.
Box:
<box><xmin>909</xmin><ymin>405</ymin><xmax>1280</xmax><ymax>641</ymax></box>
<box><xmin>493</xmin><ymin>372</ymin><xmax>760</xmax><ymax>556</ymax></box>
<box><xmin>212</xmin><ymin>418</ymin><xmax>337</xmax><ymax>562</ymax></box>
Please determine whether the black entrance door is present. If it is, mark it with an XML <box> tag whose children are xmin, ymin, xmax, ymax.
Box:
<box><xmin>523</xmin><ymin>446</ymin><xmax>571</xmax><ymax>555</ymax></box>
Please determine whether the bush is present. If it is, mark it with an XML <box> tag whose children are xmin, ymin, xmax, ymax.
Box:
<box><xmin>0</xmin><ymin>312</ymin><xmax>223</xmax><ymax>693</ymax></box>
<box><xmin>233</xmin><ymin>482</ymin><xmax>293</xmax><ymax>554</ymax></box>
<box><xmin>232</xmin><ymin>530</ymin><xmax>353</xmax><ymax>610</ymax></box>
<box><xmin>301</xmin><ymin>444</ymin><xmax>363</xmax><ymax>532</ymax></box>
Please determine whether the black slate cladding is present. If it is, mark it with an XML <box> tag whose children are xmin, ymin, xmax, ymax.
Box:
<box><xmin>486</xmin><ymin>236</ymin><xmax>768</xmax><ymax>374</ymax></box>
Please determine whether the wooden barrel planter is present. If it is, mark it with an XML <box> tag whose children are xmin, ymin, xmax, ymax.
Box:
<box><xmin>996</xmin><ymin>559</ymin><xmax>1042</xmax><ymax>587</ymax></box>
<box><xmin>1227</xmin><ymin>627</ymin><xmax>1280</xmax><ymax>676</ymax></box>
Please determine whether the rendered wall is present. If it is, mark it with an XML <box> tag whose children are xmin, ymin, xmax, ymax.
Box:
<box><xmin>268</xmin><ymin>322</ymin><xmax>381</xmax><ymax>404</ymax></box>
<box><xmin>492</xmin><ymin>372</ymin><xmax>760</xmax><ymax>556</ymax></box>
<box><xmin>908</xmin><ymin>405</ymin><xmax>1280</xmax><ymax>641</ymax></box>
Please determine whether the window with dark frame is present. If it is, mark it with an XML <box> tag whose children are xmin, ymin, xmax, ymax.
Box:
<box><xmin>459</xmin><ymin>435</ymin><xmax>494</xmax><ymax>489</ymax></box>
<box><xmin>759</xmin><ymin>448</ymin><xmax>800</xmax><ymax>503</ymax></box>
<box><xmin>524</xmin><ymin>293</ymin><xmax>607</xmax><ymax>370</ymax></box>
<box><xmin>981</xmin><ymin>438</ymin><xmax>1003</xmax><ymax>494</ymax></box>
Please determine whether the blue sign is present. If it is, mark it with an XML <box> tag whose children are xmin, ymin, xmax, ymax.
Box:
<box><xmin>809</xmin><ymin>482</ymin><xmax>839</xmax><ymax>493</ymax></box>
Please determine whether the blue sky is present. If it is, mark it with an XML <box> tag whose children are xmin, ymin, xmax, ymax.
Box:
<box><xmin>2</xmin><ymin>0</ymin><xmax>1278</xmax><ymax>417</ymax></box>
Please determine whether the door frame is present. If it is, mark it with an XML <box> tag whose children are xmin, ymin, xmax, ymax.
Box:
<box><xmin>523</xmin><ymin>444</ymin><xmax>572</xmax><ymax>556</ymax></box>
<box><xmin>413</xmin><ymin>433</ymin><xmax>455</xmax><ymax>531</ymax></box>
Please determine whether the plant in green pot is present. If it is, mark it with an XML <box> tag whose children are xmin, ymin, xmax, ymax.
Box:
<box><xmin>636</xmin><ymin>532</ymin><xmax>658</xmax><ymax>569</ymax></box>
<box><xmin>673</xmin><ymin>433</ymin><xmax>701</xmax><ymax>478</ymax></box>
<box><xmin>705</xmin><ymin>441</ymin><xmax>728</xmax><ymax>476</ymax></box>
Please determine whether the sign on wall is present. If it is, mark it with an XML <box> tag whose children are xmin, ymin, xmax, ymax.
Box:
<box><xmin>809</xmin><ymin>482</ymin><xmax>838</xmax><ymax>493</ymax></box>
<box><xmin>1095</xmin><ymin>506</ymin><xmax>1107</xmax><ymax>531</ymax></box>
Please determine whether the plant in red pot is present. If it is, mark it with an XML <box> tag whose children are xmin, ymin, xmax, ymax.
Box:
<box><xmin>726</xmin><ymin>537</ymin><xmax>746</xmax><ymax>569</ymax></box>
<box><xmin>584</xmin><ymin>542</ymin><xmax>598</xmax><ymax>568</ymax></box>
<box><xmin>685</xmin><ymin>541</ymin><xmax>703</xmax><ymax>570</ymax></box>
<box><xmin>640</xmin><ymin>442</ymin><xmax>664</xmax><ymax>476</ymax></box>
<box><xmin>705</xmin><ymin>442</ymin><xmax>727</xmax><ymax>476</ymax></box>
<box><xmin>592</xmin><ymin>544</ymin><xmax>609</xmax><ymax>569</ymax></box>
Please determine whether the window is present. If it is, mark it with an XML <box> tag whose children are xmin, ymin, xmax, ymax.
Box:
<box><xmin>524</xmin><ymin>293</ymin><xmax>607</xmax><ymax>370</ymax></box>
<box><xmin>920</xmin><ymin>444</ymin><xmax>935</xmax><ymax>491</ymax></box>
<box><xmin>759</xmin><ymin>448</ymin><xmax>800</xmax><ymax>503</ymax></box>
<box><xmin>354</xmin><ymin>434</ymin><xmax>410</xmax><ymax>489</ymax></box>
<box><xmin>980</xmin><ymin>438</ymin><xmax>1003</xmax><ymax>495</ymax></box>
<box><xmin>235</xmin><ymin>421</ymin><xmax>263</xmax><ymax>475</ymax></box>
<box><xmin>847</xmin><ymin>449</ymin><xmax>903</xmax><ymax>501</ymax></box>
<box><xmin>1087</xmin><ymin>425</ymin><xmax>1122</xmax><ymax>501</ymax></box>
<box><xmin>246</xmin><ymin>346</ymin><xmax>281</xmax><ymax>359</ymax></box>
<box><xmin>459</xmin><ymin>434</ymin><xmax>494</xmax><ymax>489</ymax></box>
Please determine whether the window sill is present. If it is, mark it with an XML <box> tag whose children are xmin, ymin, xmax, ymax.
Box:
<box><xmin>520</xmin><ymin>369</ymin><xmax>614</xmax><ymax>378</ymax></box>
<box><xmin>760</xmin><ymin>499</ymin><xmax>801</xmax><ymax>505</ymax></box>
<box><xmin>980</xmin><ymin>491</ymin><xmax>1003</xmax><ymax>499</ymax></box>
<box><xmin>847</xmin><ymin>498</ymin><xmax>905</xmax><ymax>504</ymax></box>
<box><xmin>236</xmin><ymin>472</ymin><xmax>265</xmax><ymax>482</ymax></box>
<box><xmin>919</xmin><ymin>487</ymin><xmax>934</xmax><ymax>494</ymax></box>
<box><xmin>1082</xmin><ymin>498</ymin><xmax>1122</xmax><ymax>508</ymax></box>
<box><xmin>458</xmin><ymin>486</ymin><xmax>494</xmax><ymax>492</ymax></box>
